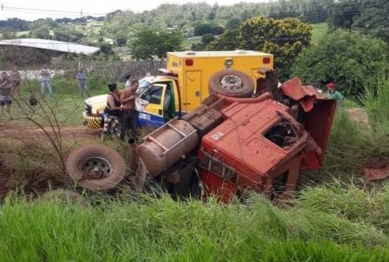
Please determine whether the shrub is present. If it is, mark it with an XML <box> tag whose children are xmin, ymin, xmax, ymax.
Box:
<box><xmin>291</xmin><ymin>30</ymin><xmax>389</xmax><ymax>99</ymax></box>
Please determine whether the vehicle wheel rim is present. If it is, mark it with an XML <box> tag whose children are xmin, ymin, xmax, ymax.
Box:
<box><xmin>81</xmin><ymin>155</ymin><xmax>112</xmax><ymax>179</ymax></box>
<box><xmin>220</xmin><ymin>75</ymin><xmax>243</xmax><ymax>90</ymax></box>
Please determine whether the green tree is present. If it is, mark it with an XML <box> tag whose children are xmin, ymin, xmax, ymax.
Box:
<box><xmin>327</xmin><ymin>0</ymin><xmax>360</xmax><ymax>31</ymax></box>
<box><xmin>226</xmin><ymin>18</ymin><xmax>241</xmax><ymax>30</ymax></box>
<box><xmin>207</xmin><ymin>16</ymin><xmax>312</xmax><ymax>79</ymax></box>
<box><xmin>191</xmin><ymin>34</ymin><xmax>216</xmax><ymax>51</ymax></box>
<box><xmin>53</xmin><ymin>27</ymin><xmax>84</xmax><ymax>42</ymax></box>
<box><xmin>30</xmin><ymin>26</ymin><xmax>51</xmax><ymax>39</ymax></box>
<box><xmin>193</xmin><ymin>22</ymin><xmax>224</xmax><ymax>36</ymax></box>
<box><xmin>129</xmin><ymin>28</ymin><xmax>183</xmax><ymax>60</ymax></box>
<box><xmin>206</xmin><ymin>29</ymin><xmax>239</xmax><ymax>51</ymax></box>
<box><xmin>291</xmin><ymin>30</ymin><xmax>389</xmax><ymax>98</ymax></box>
<box><xmin>115</xmin><ymin>31</ymin><xmax>128</xmax><ymax>47</ymax></box>
<box><xmin>351</xmin><ymin>0</ymin><xmax>389</xmax><ymax>45</ymax></box>
<box><xmin>30</xmin><ymin>18</ymin><xmax>58</xmax><ymax>30</ymax></box>
<box><xmin>0</xmin><ymin>30</ymin><xmax>17</xmax><ymax>40</ymax></box>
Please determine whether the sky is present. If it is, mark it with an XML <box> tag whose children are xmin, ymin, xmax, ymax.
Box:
<box><xmin>0</xmin><ymin>0</ymin><xmax>264</xmax><ymax>21</ymax></box>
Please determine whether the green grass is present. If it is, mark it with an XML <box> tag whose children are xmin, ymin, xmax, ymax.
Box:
<box><xmin>0</xmin><ymin>75</ymin><xmax>110</xmax><ymax>128</ymax></box>
<box><xmin>16</xmin><ymin>31</ymin><xmax>30</xmax><ymax>37</ymax></box>
<box><xmin>2</xmin><ymin>190</ymin><xmax>389</xmax><ymax>262</ymax></box>
<box><xmin>311</xmin><ymin>22</ymin><xmax>328</xmax><ymax>44</ymax></box>
<box><xmin>183</xmin><ymin>36</ymin><xmax>202</xmax><ymax>49</ymax></box>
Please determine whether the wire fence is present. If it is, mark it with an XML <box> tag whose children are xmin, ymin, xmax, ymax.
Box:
<box><xmin>78</xmin><ymin>60</ymin><xmax>167</xmax><ymax>81</ymax></box>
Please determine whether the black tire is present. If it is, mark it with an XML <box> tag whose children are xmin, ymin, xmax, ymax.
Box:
<box><xmin>208</xmin><ymin>69</ymin><xmax>254</xmax><ymax>98</ymax></box>
<box><xmin>66</xmin><ymin>145</ymin><xmax>127</xmax><ymax>191</ymax></box>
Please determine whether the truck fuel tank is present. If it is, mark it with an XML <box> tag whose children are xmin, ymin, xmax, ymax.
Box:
<box><xmin>137</xmin><ymin>119</ymin><xmax>199</xmax><ymax>177</ymax></box>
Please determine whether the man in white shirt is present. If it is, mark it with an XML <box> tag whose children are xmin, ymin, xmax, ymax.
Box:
<box><xmin>124</xmin><ymin>74</ymin><xmax>132</xmax><ymax>89</ymax></box>
<box><xmin>40</xmin><ymin>64</ymin><xmax>53</xmax><ymax>98</ymax></box>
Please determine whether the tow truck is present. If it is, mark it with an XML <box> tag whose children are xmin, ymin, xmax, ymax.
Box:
<box><xmin>83</xmin><ymin>50</ymin><xmax>274</xmax><ymax>129</ymax></box>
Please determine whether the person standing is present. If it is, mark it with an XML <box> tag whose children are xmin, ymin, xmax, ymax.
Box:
<box><xmin>101</xmin><ymin>83</ymin><xmax>122</xmax><ymax>141</ymax></box>
<box><xmin>124</xmin><ymin>74</ymin><xmax>132</xmax><ymax>89</ymax></box>
<box><xmin>326</xmin><ymin>82</ymin><xmax>344</xmax><ymax>102</ymax></box>
<box><xmin>10</xmin><ymin>66</ymin><xmax>22</xmax><ymax>97</ymax></box>
<box><xmin>40</xmin><ymin>64</ymin><xmax>53</xmax><ymax>98</ymax></box>
<box><xmin>0</xmin><ymin>72</ymin><xmax>14</xmax><ymax>119</ymax></box>
<box><xmin>76</xmin><ymin>67</ymin><xmax>91</xmax><ymax>97</ymax></box>
<box><xmin>120</xmin><ymin>79</ymin><xmax>140</xmax><ymax>141</ymax></box>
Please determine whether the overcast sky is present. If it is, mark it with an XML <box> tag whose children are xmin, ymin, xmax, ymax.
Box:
<box><xmin>0</xmin><ymin>0</ymin><xmax>264</xmax><ymax>21</ymax></box>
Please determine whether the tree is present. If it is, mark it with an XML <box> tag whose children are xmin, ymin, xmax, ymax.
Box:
<box><xmin>351</xmin><ymin>0</ymin><xmax>389</xmax><ymax>45</ymax></box>
<box><xmin>226</xmin><ymin>18</ymin><xmax>241</xmax><ymax>30</ymax></box>
<box><xmin>327</xmin><ymin>0</ymin><xmax>360</xmax><ymax>31</ymax></box>
<box><xmin>193</xmin><ymin>22</ymin><xmax>224</xmax><ymax>36</ymax></box>
<box><xmin>129</xmin><ymin>28</ymin><xmax>183</xmax><ymax>60</ymax></box>
<box><xmin>53</xmin><ymin>27</ymin><xmax>84</xmax><ymax>42</ymax></box>
<box><xmin>30</xmin><ymin>18</ymin><xmax>58</xmax><ymax>30</ymax></box>
<box><xmin>191</xmin><ymin>34</ymin><xmax>216</xmax><ymax>51</ymax></box>
<box><xmin>115</xmin><ymin>31</ymin><xmax>128</xmax><ymax>47</ymax></box>
<box><xmin>291</xmin><ymin>30</ymin><xmax>389</xmax><ymax>98</ymax></box>
<box><xmin>0</xmin><ymin>30</ymin><xmax>17</xmax><ymax>40</ymax></box>
<box><xmin>30</xmin><ymin>26</ymin><xmax>51</xmax><ymax>39</ymax></box>
<box><xmin>206</xmin><ymin>29</ymin><xmax>239</xmax><ymax>51</ymax></box>
<box><xmin>201</xmin><ymin>34</ymin><xmax>216</xmax><ymax>45</ymax></box>
<box><xmin>207</xmin><ymin>16</ymin><xmax>312</xmax><ymax>79</ymax></box>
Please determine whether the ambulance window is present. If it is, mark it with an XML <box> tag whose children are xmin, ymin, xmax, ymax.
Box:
<box><xmin>140</xmin><ymin>85</ymin><xmax>163</xmax><ymax>105</ymax></box>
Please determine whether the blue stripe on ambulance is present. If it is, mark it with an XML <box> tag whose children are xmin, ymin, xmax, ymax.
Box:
<box><xmin>137</xmin><ymin>112</ymin><xmax>165</xmax><ymax>128</ymax></box>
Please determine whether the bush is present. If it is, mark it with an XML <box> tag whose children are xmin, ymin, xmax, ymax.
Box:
<box><xmin>291</xmin><ymin>30</ymin><xmax>389</xmax><ymax>99</ymax></box>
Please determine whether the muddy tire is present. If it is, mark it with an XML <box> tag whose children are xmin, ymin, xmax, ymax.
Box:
<box><xmin>208</xmin><ymin>70</ymin><xmax>254</xmax><ymax>98</ymax></box>
<box><xmin>66</xmin><ymin>145</ymin><xmax>126</xmax><ymax>191</ymax></box>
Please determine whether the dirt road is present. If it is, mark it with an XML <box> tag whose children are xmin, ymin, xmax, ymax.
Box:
<box><xmin>0</xmin><ymin>126</ymin><xmax>101</xmax><ymax>140</ymax></box>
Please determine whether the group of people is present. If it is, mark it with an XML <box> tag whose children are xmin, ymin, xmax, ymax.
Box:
<box><xmin>39</xmin><ymin>64</ymin><xmax>91</xmax><ymax>98</ymax></box>
<box><xmin>0</xmin><ymin>66</ymin><xmax>22</xmax><ymax>119</ymax></box>
<box><xmin>101</xmin><ymin>74</ymin><xmax>140</xmax><ymax>142</ymax></box>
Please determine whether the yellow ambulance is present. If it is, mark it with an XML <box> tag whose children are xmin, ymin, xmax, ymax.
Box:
<box><xmin>83</xmin><ymin>50</ymin><xmax>274</xmax><ymax>129</ymax></box>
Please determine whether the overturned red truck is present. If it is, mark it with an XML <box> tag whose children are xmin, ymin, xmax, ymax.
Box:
<box><xmin>66</xmin><ymin>70</ymin><xmax>336</xmax><ymax>203</ymax></box>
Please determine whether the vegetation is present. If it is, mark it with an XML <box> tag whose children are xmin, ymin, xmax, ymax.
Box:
<box><xmin>1</xmin><ymin>190</ymin><xmax>389</xmax><ymax>262</ymax></box>
<box><xmin>291</xmin><ymin>30</ymin><xmax>389</xmax><ymax>98</ymax></box>
<box><xmin>207</xmin><ymin>17</ymin><xmax>312</xmax><ymax>79</ymax></box>
<box><xmin>328</xmin><ymin>0</ymin><xmax>389</xmax><ymax>45</ymax></box>
<box><xmin>129</xmin><ymin>27</ymin><xmax>183</xmax><ymax>61</ymax></box>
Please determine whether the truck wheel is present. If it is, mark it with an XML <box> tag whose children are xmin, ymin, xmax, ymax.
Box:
<box><xmin>66</xmin><ymin>145</ymin><xmax>126</xmax><ymax>191</ymax></box>
<box><xmin>209</xmin><ymin>70</ymin><xmax>254</xmax><ymax>98</ymax></box>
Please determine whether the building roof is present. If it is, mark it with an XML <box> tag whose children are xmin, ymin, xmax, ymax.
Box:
<box><xmin>0</xmin><ymin>38</ymin><xmax>100</xmax><ymax>55</ymax></box>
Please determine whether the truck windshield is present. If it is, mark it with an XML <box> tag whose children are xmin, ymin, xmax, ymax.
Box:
<box><xmin>138</xmin><ymin>79</ymin><xmax>151</xmax><ymax>94</ymax></box>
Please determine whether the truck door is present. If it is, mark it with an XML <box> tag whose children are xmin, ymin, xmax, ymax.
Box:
<box><xmin>185</xmin><ymin>71</ymin><xmax>202</xmax><ymax>113</ymax></box>
<box><xmin>138</xmin><ymin>83</ymin><xmax>166</xmax><ymax>127</ymax></box>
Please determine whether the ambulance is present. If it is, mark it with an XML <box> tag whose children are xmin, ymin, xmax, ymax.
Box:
<box><xmin>83</xmin><ymin>50</ymin><xmax>274</xmax><ymax>129</ymax></box>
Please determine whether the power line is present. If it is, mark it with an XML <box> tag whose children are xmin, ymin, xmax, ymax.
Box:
<box><xmin>0</xmin><ymin>4</ymin><xmax>364</xmax><ymax>19</ymax></box>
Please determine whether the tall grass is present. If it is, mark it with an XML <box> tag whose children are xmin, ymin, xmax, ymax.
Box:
<box><xmin>1</xmin><ymin>192</ymin><xmax>389</xmax><ymax>262</ymax></box>
<box><xmin>362</xmin><ymin>74</ymin><xmax>389</xmax><ymax>129</ymax></box>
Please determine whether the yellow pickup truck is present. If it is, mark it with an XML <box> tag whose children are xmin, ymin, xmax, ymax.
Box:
<box><xmin>83</xmin><ymin>50</ymin><xmax>274</xmax><ymax>129</ymax></box>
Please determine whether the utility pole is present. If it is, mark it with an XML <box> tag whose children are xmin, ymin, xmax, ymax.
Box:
<box><xmin>1</xmin><ymin>4</ymin><xmax>3</xmax><ymax>11</ymax></box>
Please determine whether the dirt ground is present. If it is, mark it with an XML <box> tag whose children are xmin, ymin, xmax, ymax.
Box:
<box><xmin>346</xmin><ymin>108</ymin><xmax>368</xmax><ymax>124</ymax></box>
<box><xmin>0</xmin><ymin>126</ymin><xmax>101</xmax><ymax>139</ymax></box>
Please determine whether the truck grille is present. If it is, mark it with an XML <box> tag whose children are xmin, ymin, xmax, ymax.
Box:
<box><xmin>85</xmin><ymin>103</ymin><xmax>92</xmax><ymax>115</ymax></box>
